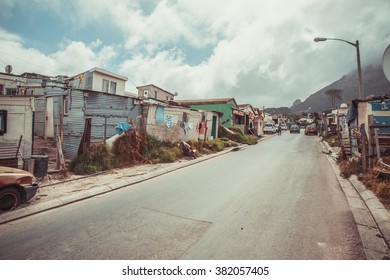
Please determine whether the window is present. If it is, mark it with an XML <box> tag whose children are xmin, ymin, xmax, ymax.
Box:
<box><xmin>0</xmin><ymin>110</ymin><xmax>7</xmax><ymax>135</ymax></box>
<box><xmin>143</xmin><ymin>90</ymin><xmax>148</xmax><ymax>98</ymax></box>
<box><xmin>102</xmin><ymin>79</ymin><xmax>109</xmax><ymax>93</ymax></box>
<box><xmin>110</xmin><ymin>81</ymin><xmax>117</xmax><ymax>94</ymax></box>
<box><xmin>63</xmin><ymin>96</ymin><xmax>69</xmax><ymax>115</ymax></box>
<box><xmin>85</xmin><ymin>72</ymin><xmax>92</xmax><ymax>90</ymax></box>
<box><xmin>6</xmin><ymin>88</ymin><xmax>17</xmax><ymax>95</ymax></box>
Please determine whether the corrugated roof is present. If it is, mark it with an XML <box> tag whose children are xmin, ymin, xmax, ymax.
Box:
<box><xmin>176</xmin><ymin>98</ymin><xmax>236</xmax><ymax>105</ymax></box>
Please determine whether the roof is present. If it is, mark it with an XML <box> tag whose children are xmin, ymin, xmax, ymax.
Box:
<box><xmin>176</xmin><ymin>98</ymin><xmax>237</xmax><ymax>106</ymax></box>
<box><xmin>66</xmin><ymin>67</ymin><xmax>128</xmax><ymax>81</ymax></box>
<box><xmin>136</xmin><ymin>84</ymin><xmax>175</xmax><ymax>96</ymax></box>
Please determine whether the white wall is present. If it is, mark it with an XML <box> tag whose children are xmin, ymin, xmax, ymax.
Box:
<box><xmin>0</xmin><ymin>96</ymin><xmax>34</xmax><ymax>159</ymax></box>
<box><xmin>92</xmin><ymin>72</ymin><xmax>126</xmax><ymax>95</ymax></box>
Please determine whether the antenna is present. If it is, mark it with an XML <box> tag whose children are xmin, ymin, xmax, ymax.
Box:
<box><xmin>383</xmin><ymin>44</ymin><xmax>390</xmax><ymax>82</ymax></box>
<box><xmin>5</xmin><ymin>65</ymin><xmax>12</xmax><ymax>74</ymax></box>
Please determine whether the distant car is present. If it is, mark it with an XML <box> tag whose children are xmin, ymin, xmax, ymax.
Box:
<box><xmin>290</xmin><ymin>124</ymin><xmax>300</xmax><ymax>133</ymax></box>
<box><xmin>280</xmin><ymin>124</ymin><xmax>288</xmax><ymax>130</ymax></box>
<box><xmin>0</xmin><ymin>166</ymin><xmax>39</xmax><ymax>211</ymax></box>
<box><xmin>264</xmin><ymin>123</ymin><xmax>276</xmax><ymax>134</ymax></box>
<box><xmin>305</xmin><ymin>124</ymin><xmax>318</xmax><ymax>135</ymax></box>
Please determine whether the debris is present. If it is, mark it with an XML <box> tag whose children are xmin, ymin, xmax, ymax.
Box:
<box><xmin>179</xmin><ymin>141</ymin><xmax>197</xmax><ymax>158</ymax></box>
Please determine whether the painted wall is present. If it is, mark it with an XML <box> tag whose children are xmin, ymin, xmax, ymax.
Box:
<box><xmin>0</xmin><ymin>96</ymin><xmax>34</xmax><ymax>161</ymax></box>
<box><xmin>144</xmin><ymin>104</ymin><xmax>219</xmax><ymax>143</ymax></box>
<box><xmin>91</xmin><ymin>72</ymin><xmax>126</xmax><ymax>95</ymax></box>
<box><xmin>183</xmin><ymin>101</ymin><xmax>235</xmax><ymax>127</ymax></box>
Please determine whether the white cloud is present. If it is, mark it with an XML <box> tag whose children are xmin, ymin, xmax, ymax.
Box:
<box><xmin>0</xmin><ymin>28</ymin><xmax>118</xmax><ymax>76</ymax></box>
<box><xmin>1</xmin><ymin>0</ymin><xmax>390</xmax><ymax>107</ymax></box>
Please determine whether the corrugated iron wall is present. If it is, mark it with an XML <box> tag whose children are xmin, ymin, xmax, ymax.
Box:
<box><xmin>62</xmin><ymin>90</ymin><xmax>141</xmax><ymax>158</ymax></box>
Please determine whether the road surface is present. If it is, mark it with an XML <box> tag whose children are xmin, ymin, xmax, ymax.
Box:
<box><xmin>0</xmin><ymin>131</ymin><xmax>365</xmax><ymax>259</ymax></box>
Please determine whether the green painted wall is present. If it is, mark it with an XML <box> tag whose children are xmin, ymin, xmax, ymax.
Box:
<box><xmin>186</xmin><ymin>100</ymin><xmax>235</xmax><ymax>127</ymax></box>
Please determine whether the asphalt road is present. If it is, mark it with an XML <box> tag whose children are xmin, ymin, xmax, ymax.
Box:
<box><xmin>0</xmin><ymin>131</ymin><xmax>365</xmax><ymax>259</ymax></box>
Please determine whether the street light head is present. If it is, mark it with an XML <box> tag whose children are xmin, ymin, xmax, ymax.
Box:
<box><xmin>314</xmin><ymin>37</ymin><xmax>327</xmax><ymax>42</ymax></box>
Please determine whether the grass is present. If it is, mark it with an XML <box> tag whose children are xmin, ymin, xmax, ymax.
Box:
<box><xmin>69</xmin><ymin>143</ymin><xmax>115</xmax><ymax>175</ymax></box>
<box><xmin>218</xmin><ymin>125</ymin><xmax>258</xmax><ymax>145</ymax></box>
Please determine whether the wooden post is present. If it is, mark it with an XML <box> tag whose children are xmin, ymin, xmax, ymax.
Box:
<box><xmin>56</xmin><ymin>134</ymin><xmax>67</xmax><ymax>177</ymax></box>
<box><xmin>361</xmin><ymin>124</ymin><xmax>367</xmax><ymax>173</ymax></box>
<box><xmin>374</xmin><ymin>128</ymin><xmax>380</xmax><ymax>160</ymax></box>
<box><xmin>368</xmin><ymin>115</ymin><xmax>374</xmax><ymax>169</ymax></box>
<box><xmin>104</xmin><ymin>116</ymin><xmax>108</xmax><ymax>144</ymax></box>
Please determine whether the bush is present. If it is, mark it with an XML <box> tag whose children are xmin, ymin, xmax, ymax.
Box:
<box><xmin>339</xmin><ymin>158</ymin><xmax>361</xmax><ymax>178</ymax></box>
<box><xmin>155</xmin><ymin>147</ymin><xmax>176</xmax><ymax>163</ymax></box>
<box><xmin>69</xmin><ymin>143</ymin><xmax>115</xmax><ymax>175</ymax></box>
<box><xmin>112</xmin><ymin>129</ymin><xmax>145</xmax><ymax>166</ymax></box>
<box><xmin>139</xmin><ymin>133</ymin><xmax>182</xmax><ymax>163</ymax></box>
<box><xmin>218</xmin><ymin>125</ymin><xmax>257</xmax><ymax>145</ymax></box>
<box><xmin>204</xmin><ymin>140</ymin><xmax>225</xmax><ymax>152</ymax></box>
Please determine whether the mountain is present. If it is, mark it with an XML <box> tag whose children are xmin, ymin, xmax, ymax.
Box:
<box><xmin>290</xmin><ymin>64</ymin><xmax>390</xmax><ymax>113</ymax></box>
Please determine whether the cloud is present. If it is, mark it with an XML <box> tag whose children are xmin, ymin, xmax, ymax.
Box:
<box><xmin>0</xmin><ymin>27</ymin><xmax>118</xmax><ymax>76</ymax></box>
<box><xmin>1</xmin><ymin>0</ymin><xmax>390</xmax><ymax>108</ymax></box>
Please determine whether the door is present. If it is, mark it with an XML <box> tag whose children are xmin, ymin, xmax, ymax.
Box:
<box><xmin>211</xmin><ymin>115</ymin><xmax>217</xmax><ymax>139</ymax></box>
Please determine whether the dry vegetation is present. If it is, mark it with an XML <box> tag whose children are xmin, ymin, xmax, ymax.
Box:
<box><xmin>336</xmin><ymin>141</ymin><xmax>390</xmax><ymax>211</ymax></box>
<box><xmin>68</xmin><ymin>125</ymin><xmax>251</xmax><ymax>175</ymax></box>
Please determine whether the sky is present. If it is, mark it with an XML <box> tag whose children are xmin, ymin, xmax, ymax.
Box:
<box><xmin>1</xmin><ymin>0</ymin><xmax>390</xmax><ymax>108</ymax></box>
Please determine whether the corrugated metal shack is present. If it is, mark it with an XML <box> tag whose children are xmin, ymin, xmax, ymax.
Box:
<box><xmin>62</xmin><ymin>89</ymin><xmax>141</xmax><ymax>159</ymax></box>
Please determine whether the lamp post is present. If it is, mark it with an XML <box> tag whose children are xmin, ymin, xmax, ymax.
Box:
<box><xmin>314</xmin><ymin>37</ymin><xmax>364</xmax><ymax>100</ymax></box>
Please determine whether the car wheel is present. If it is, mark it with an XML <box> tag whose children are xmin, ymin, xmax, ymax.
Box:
<box><xmin>0</xmin><ymin>187</ymin><xmax>21</xmax><ymax>211</ymax></box>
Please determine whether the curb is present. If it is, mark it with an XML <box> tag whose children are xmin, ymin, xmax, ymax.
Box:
<box><xmin>321</xmin><ymin>140</ymin><xmax>390</xmax><ymax>259</ymax></box>
<box><xmin>349</xmin><ymin>175</ymin><xmax>390</xmax><ymax>251</ymax></box>
<box><xmin>0</xmin><ymin>145</ymin><xmax>246</xmax><ymax>225</ymax></box>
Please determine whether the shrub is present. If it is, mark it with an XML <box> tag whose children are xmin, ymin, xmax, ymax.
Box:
<box><xmin>139</xmin><ymin>133</ymin><xmax>182</xmax><ymax>163</ymax></box>
<box><xmin>204</xmin><ymin>140</ymin><xmax>225</xmax><ymax>152</ymax></box>
<box><xmin>69</xmin><ymin>143</ymin><xmax>115</xmax><ymax>175</ymax></box>
<box><xmin>112</xmin><ymin>129</ymin><xmax>146</xmax><ymax>166</ymax></box>
<box><xmin>218</xmin><ymin>125</ymin><xmax>257</xmax><ymax>145</ymax></box>
<box><xmin>156</xmin><ymin>147</ymin><xmax>176</xmax><ymax>163</ymax></box>
<box><xmin>339</xmin><ymin>158</ymin><xmax>361</xmax><ymax>178</ymax></box>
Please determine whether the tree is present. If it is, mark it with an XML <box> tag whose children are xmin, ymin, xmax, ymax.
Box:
<box><xmin>325</xmin><ymin>89</ymin><xmax>343</xmax><ymax>108</ymax></box>
<box><xmin>292</xmin><ymin>99</ymin><xmax>302</xmax><ymax>106</ymax></box>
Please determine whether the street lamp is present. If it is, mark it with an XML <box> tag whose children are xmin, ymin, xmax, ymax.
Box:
<box><xmin>314</xmin><ymin>37</ymin><xmax>364</xmax><ymax>100</ymax></box>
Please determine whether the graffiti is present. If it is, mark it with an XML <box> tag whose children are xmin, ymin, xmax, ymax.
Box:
<box><xmin>183</xmin><ymin>122</ymin><xmax>193</xmax><ymax>135</ymax></box>
<box><xmin>165</xmin><ymin>115</ymin><xmax>173</xmax><ymax>129</ymax></box>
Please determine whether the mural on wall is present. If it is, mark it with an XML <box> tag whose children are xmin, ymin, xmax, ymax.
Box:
<box><xmin>183</xmin><ymin>122</ymin><xmax>193</xmax><ymax>135</ymax></box>
<box><xmin>165</xmin><ymin>115</ymin><xmax>173</xmax><ymax>129</ymax></box>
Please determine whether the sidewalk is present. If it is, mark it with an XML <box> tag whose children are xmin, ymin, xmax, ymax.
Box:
<box><xmin>2</xmin><ymin>134</ymin><xmax>388</xmax><ymax>258</ymax></box>
<box><xmin>320</xmin><ymin>140</ymin><xmax>390</xmax><ymax>259</ymax></box>
<box><xmin>0</xmin><ymin>143</ymin><xmax>250</xmax><ymax>224</ymax></box>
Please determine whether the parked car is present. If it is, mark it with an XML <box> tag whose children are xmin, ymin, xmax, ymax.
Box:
<box><xmin>305</xmin><ymin>124</ymin><xmax>318</xmax><ymax>135</ymax></box>
<box><xmin>280</xmin><ymin>124</ymin><xmax>288</xmax><ymax>130</ymax></box>
<box><xmin>0</xmin><ymin>166</ymin><xmax>39</xmax><ymax>211</ymax></box>
<box><xmin>290</xmin><ymin>124</ymin><xmax>300</xmax><ymax>133</ymax></box>
<box><xmin>264</xmin><ymin>123</ymin><xmax>276</xmax><ymax>134</ymax></box>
